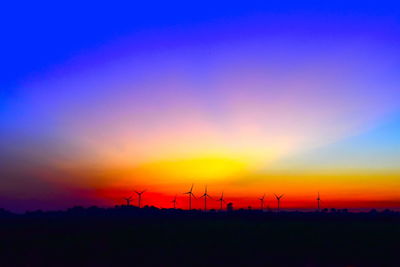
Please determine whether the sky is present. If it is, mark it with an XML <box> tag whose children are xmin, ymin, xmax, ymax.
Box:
<box><xmin>1</xmin><ymin>1</ymin><xmax>400</xmax><ymax>212</ymax></box>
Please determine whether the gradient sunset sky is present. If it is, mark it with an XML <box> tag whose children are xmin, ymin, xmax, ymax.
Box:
<box><xmin>1</xmin><ymin>1</ymin><xmax>400</xmax><ymax>212</ymax></box>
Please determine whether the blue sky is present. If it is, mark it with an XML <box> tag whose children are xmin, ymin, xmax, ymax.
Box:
<box><xmin>1</xmin><ymin>1</ymin><xmax>400</xmax><ymax>211</ymax></box>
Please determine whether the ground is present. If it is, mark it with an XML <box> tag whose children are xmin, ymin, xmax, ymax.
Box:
<box><xmin>0</xmin><ymin>208</ymin><xmax>399</xmax><ymax>267</ymax></box>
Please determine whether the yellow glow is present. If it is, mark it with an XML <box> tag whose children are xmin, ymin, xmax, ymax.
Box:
<box><xmin>134</xmin><ymin>156</ymin><xmax>249</xmax><ymax>183</ymax></box>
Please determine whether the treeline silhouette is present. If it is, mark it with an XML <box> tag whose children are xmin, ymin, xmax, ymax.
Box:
<box><xmin>0</xmin><ymin>206</ymin><xmax>399</xmax><ymax>266</ymax></box>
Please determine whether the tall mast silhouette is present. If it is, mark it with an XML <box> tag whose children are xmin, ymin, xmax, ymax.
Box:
<box><xmin>183</xmin><ymin>184</ymin><xmax>196</xmax><ymax>210</ymax></box>
<box><xmin>200</xmin><ymin>185</ymin><xmax>212</xmax><ymax>212</ymax></box>
<box><xmin>134</xmin><ymin>190</ymin><xmax>146</xmax><ymax>208</ymax></box>
<box><xmin>171</xmin><ymin>195</ymin><xmax>177</xmax><ymax>209</ymax></box>
<box><xmin>259</xmin><ymin>194</ymin><xmax>266</xmax><ymax>210</ymax></box>
<box><xmin>217</xmin><ymin>192</ymin><xmax>226</xmax><ymax>211</ymax></box>
<box><xmin>123</xmin><ymin>196</ymin><xmax>133</xmax><ymax>206</ymax></box>
<box><xmin>274</xmin><ymin>194</ymin><xmax>284</xmax><ymax>212</ymax></box>
<box><xmin>317</xmin><ymin>192</ymin><xmax>321</xmax><ymax>211</ymax></box>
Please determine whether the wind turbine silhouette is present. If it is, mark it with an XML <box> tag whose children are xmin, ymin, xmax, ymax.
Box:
<box><xmin>184</xmin><ymin>184</ymin><xmax>196</xmax><ymax>210</ymax></box>
<box><xmin>217</xmin><ymin>192</ymin><xmax>226</xmax><ymax>211</ymax></box>
<box><xmin>200</xmin><ymin>185</ymin><xmax>212</xmax><ymax>212</ymax></box>
<box><xmin>274</xmin><ymin>194</ymin><xmax>284</xmax><ymax>212</ymax></box>
<box><xmin>123</xmin><ymin>196</ymin><xmax>133</xmax><ymax>206</ymax></box>
<box><xmin>134</xmin><ymin>190</ymin><xmax>146</xmax><ymax>208</ymax></box>
<box><xmin>259</xmin><ymin>194</ymin><xmax>266</xmax><ymax>210</ymax></box>
<box><xmin>317</xmin><ymin>192</ymin><xmax>321</xmax><ymax>211</ymax></box>
<box><xmin>171</xmin><ymin>195</ymin><xmax>177</xmax><ymax>209</ymax></box>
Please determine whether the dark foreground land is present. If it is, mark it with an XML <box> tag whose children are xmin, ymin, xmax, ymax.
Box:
<box><xmin>0</xmin><ymin>207</ymin><xmax>399</xmax><ymax>267</ymax></box>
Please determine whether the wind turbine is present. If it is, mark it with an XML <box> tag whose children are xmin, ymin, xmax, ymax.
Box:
<box><xmin>183</xmin><ymin>184</ymin><xmax>196</xmax><ymax>210</ymax></box>
<box><xmin>200</xmin><ymin>185</ymin><xmax>212</xmax><ymax>212</ymax></box>
<box><xmin>259</xmin><ymin>194</ymin><xmax>266</xmax><ymax>211</ymax></box>
<box><xmin>123</xmin><ymin>196</ymin><xmax>133</xmax><ymax>206</ymax></box>
<box><xmin>134</xmin><ymin>190</ymin><xmax>146</xmax><ymax>208</ymax></box>
<box><xmin>171</xmin><ymin>195</ymin><xmax>177</xmax><ymax>209</ymax></box>
<box><xmin>317</xmin><ymin>192</ymin><xmax>321</xmax><ymax>211</ymax></box>
<box><xmin>274</xmin><ymin>194</ymin><xmax>284</xmax><ymax>212</ymax></box>
<box><xmin>217</xmin><ymin>192</ymin><xmax>226</xmax><ymax>211</ymax></box>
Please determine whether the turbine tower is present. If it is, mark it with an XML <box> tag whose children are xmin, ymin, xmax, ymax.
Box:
<box><xmin>274</xmin><ymin>194</ymin><xmax>284</xmax><ymax>212</ymax></box>
<box><xmin>259</xmin><ymin>194</ymin><xmax>266</xmax><ymax>211</ymax></box>
<box><xmin>123</xmin><ymin>196</ymin><xmax>133</xmax><ymax>206</ymax></box>
<box><xmin>200</xmin><ymin>185</ymin><xmax>212</xmax><ymax>212</ymax></box>
<box><xmin>317</xmin><ymin>192</ymin><xmax>321</xmax><ymax>211</ymax></box>
<box><xmin>134</xmin><ymin>190</ymin><xmax>146</xmax><ymax>208</ymax></box>
<box><xmin>217</xmin><ymin>192</ymin><xmax>226</xmax><ymax>211</ymax></box>
<box><xmin>184</xmin><ymin>184</ymin><xmax>196</xmax><ymax>210</ymax></box>
<box><xmin>171</xmin><ymin>195</ymin><xmax>177</xmax><ymax>209</ymax></box>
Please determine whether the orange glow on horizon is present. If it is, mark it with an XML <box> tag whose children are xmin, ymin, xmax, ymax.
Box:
<box><xmin>89</xmin><ymin>167</ymin><xmax>400</xmax><ymax>211</ymax></box>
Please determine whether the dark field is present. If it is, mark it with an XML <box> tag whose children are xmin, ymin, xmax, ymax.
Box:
<box><xmin>0</xmin><ymin>208</ymin><xmax>399</xmax><ymax>267</ymax></box>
